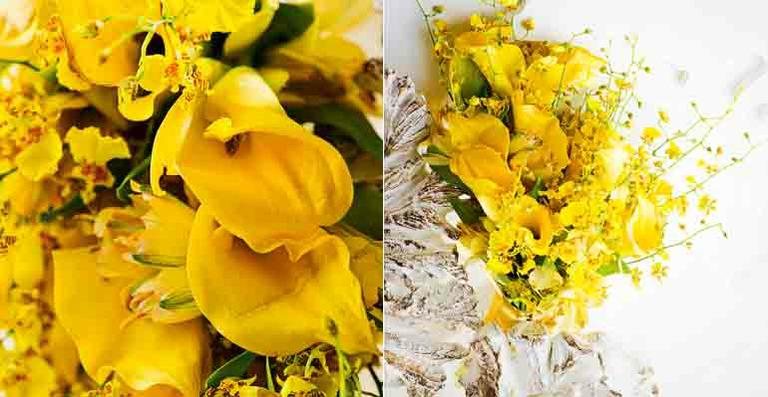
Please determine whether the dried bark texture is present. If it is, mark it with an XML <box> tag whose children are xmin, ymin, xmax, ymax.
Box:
<box><xmin>383</xmin><ymin>70</ymin><xmax>659</xmax><ymax>397</ymax></box>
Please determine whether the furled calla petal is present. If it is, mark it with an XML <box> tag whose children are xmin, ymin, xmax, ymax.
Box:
<box><xmin>623</xmin><ymin>196</ymin><xmax>663</xmax><ymax>255</ymax></box>
<box><xmin>224</xmin><ymin>0</ymin><xmax>279</xmax><ymax>56</ymax></box>
<box><xmin>450</xmin><ymin>146</ymin><xmax>515</xmax><ymax>221</ymax></box>
<box><xmin>443</xmin><ymin>112</ymin><xmax>510</xmax><ymax>155</ymax></box>
<box><xmin>177</xmin><ymin>68</ymin><xmax>353</xmax><ymax>257</ymax></box>
<box><xmin>56</xmin><ymin>0</ymin><xmax>151</xmax><ymax>87</ymax></box>
<box><xmin>53</xmin><ymin>247</ymin><xmax>210</xmax><ymax>396</ymax></box>
<box><xmin>150</xmin><ymin>95</ymin><xmax>206</xmax><ymax>196</ymax></box>
<box><xmin>186</xmin><ymin>206</ymin><xmax>374</xmax><ymax>356</ymax></box>
<box><xmin>65</xmin><ymin>126</ymin><xmax>130</xmax><ymax>165</ymax></box>
<box><xmin>15</xmin><ymin>130</ymin><xmax>62</xmax><ymax>181</ymax></box>
<box><xmin>469</xmin><ymin>43</ymin><xmax>525</xmax><ymax>98</ymax></box>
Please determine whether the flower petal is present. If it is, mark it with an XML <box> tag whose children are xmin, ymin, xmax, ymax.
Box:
<box><xmin>65</xmin><ymin>126</ymin><xmax>130</xmax><ymax>165</ymax></box>
<box><xmin>15</xmin><ymin>130</ymin><xmax>62</xmax><ymax>181</ymax></box>
<box><xmin>57</xmin><ymin>0</ymin><xmax>150</xmax><ymax>86</ymax></box>
<box><xmin>186</xmin><ymin>206</ymin><xmax>374</xmax><ymax>356</ymax></box>
<box><xmin>178</xmin><ymin>71</ymin><xmax>352</xmax><ymax>256</ymax></box>
<box><xmin>53</xmin><ymin>247</ymin><xmax>210</xmax><ymax>396</ymax></box>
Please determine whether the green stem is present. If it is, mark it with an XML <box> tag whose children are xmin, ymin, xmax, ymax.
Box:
<box><xmin>116</xmin><ymin>156</ymin><xmax>151</xmax><ymax>202</ymax></box>
<box><xmin>265</xmin><ymin>356</ymin><xmax>275</xmax><ymax>392</ymax></box>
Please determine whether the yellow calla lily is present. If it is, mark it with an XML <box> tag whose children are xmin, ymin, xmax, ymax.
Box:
<box><xmin>163</xmin><ymin>67</ymin><xmax>352</xmax><ymax>258</ymax></box>
<box><xmin>224</xmin><ymin>0</ymin><xmax>279</xmax><ymax>56</ymax></box>
<box><xmin>509</xmin><ymin>195</ymin><xmax>555</xmax><ymax>255</ymax></box>
<box><xmin>443</xmin><ymin>111</ymin><xmax>510</xmax><ymax>155</ymax></box>
<box><xmin>622</xmin><ymin>195</ymin><xmax>663</xmax><ymax>255</ymax></box>
<box><xmin>523</xmin><ymin>46</ymin><xmax>605</xmax><ymax>106</ymax></box>
<box><xmin>56</xmin><ymin>0</ymin><xmax>153</xmax><ymax>87</ymax></box>
<box><xmin>450</xmin><ymin>146</ymin><xmax>515</xmax><ymax>221</ymax></box>
<box><xmin>511</xmin><ymin>104</ymin><xmax>569</xmax><ymax>180</ymax></box>
<box><xmin>468</xmin><ymin>43</ymin><xmax>525</xmax><ymax>98</ymax></box>
<box><xmin>53</xmin><ymin>247</ymin><xmax>209</xmax><ymax>396</ymax></box>
<box><xmin>186</xmin><ymin>205</ymin><xmax>374</xmax><ymax>356</ymax></box>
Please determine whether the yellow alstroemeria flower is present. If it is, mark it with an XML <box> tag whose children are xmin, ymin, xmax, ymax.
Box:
<box><xmin>511</xmin><ymin>104</ymin><xmax>569</xmax><ymax>180</ymax></box>
<box><xmin>622</xmin><ymin>195</ymin><xmax>663</xmax><ymax>255</ymax></box>
<box><xmin>53</xmin><ymin>194</ymin><xmax>210</xmax><ymax>396</ymax></box>
<box><xmin>0</xmin><ymin>0</ymin><xmax>49</xmax><ymax>61</ymax></box>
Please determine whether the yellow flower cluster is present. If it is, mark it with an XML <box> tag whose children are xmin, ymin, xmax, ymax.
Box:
<box><xmin>423</xmin><ymin>9</ymin><xmax>752</xmax><ymax>333</ymax></box>
<box><xmin>0</xmin><ymin>0</ymin><xmax>381</xmax><ymax>395</ymax></box>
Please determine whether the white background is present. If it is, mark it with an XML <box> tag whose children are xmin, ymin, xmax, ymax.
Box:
<box><xmin>385</xmin><ymin>0</ymin><xmax>768</xmax><ymax>395</ymax></box>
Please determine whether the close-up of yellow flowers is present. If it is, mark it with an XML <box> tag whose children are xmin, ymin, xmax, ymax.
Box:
<box><xmin>420</xmin><ymin>6</ymin><xmax>754</xmax><ymax>334</ymax></box>
<box><xmin>0</xmin><ymin>0</ymin><xmax>382</xmax><ymax>395</ymax></box>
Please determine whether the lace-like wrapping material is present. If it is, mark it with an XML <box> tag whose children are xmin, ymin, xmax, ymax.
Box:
<box><xmin>383</xmin><ymin>70</ymin><xmax>659</xmax><ymax>397</ymax></box>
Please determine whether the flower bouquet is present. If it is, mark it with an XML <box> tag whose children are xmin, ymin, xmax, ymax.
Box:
<box><xmin>384</xmin><ymin>1</ymin><xmax>754</xmax><ymax>394</ymax></box>
<box><xmin>0</xmin><ymin>0</ymin><xmax>383</xmax><ymax>395</ymax></box>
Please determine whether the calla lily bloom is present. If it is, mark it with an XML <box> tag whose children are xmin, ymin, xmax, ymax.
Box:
<box><xmin>622</xmin><ymin>195</ymin><xmax>663</xmax><ymax>255</ymax></box>
<box><xmin>155</xmin><ymin>66</ymin><xmax>353</xmax><ymax>258</ymax></box>
<box><xmin>442</xmin><ymin>112</ymin><xmax>515</xmax><ymax>220</ymax></box>
<box><xmin>187</xmin><ymin>206</ymin><xmax>374</xmax><ymax>356</ymax></box>
<box><xmin>152</xmin><ymin>65</ymin><xmax>373</xmax><ymax>356</ymax></box>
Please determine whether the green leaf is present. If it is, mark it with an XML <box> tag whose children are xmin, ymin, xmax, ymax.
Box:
<box><xmin>448</xmin><ymin>196</ymin><xmax>482</xmax><ymax>225</ymax></box>
<box><xmin>39</xmin><ymin>195</ymin><xmax>85</xmax><ymax>223</ymax></box>
<box><xmin>430</xmin><ymin>165</ymin><xmax>470</xmax><ymax>192</ymax></box>
<box><xmin>448</xmin><ymin>56</ymin><xmax>490</xmax><ymax>109</ymax></box>
<box><xmin>205</xmin><ymin>351</ymin><xmax>257</xmax><ymax>389</ymax></box>
<box><xmin>287</xmin><ymin>104</ymin><xmax>383</xmax><ymax>161</ymax></box>
<box><xmin>116</xmin><ymin>157</ymin><xmax>150</xmax><ymax>202</ymax></box>
<box><xmin>597</xmin><ymin>255</ymin><xmax>628</xmax><ymax>276</ymax></box>
<box><xmin>528</xmin><ymin>176</ymin><xmax>544</xmax><ymax>200</ymax></box>
<box><xmin>131</xmin><ymin>253</ymin><xmax>185</xmax><ymax>268</ymax></box>
<box><xmin>250</xmin><ymin>0</ymin><xmax>314</xmax><ymax>63</ymax></box>
<box><xmin>343</xmin><ymin>183</ymin><xmax>382</xmax><ymax>240</ymax></box>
